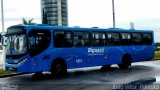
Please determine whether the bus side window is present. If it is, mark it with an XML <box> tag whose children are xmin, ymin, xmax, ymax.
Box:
<box><xmin>91</xmin><ymin>32</ymin><xmax>106</xmax><ymax>46</ymax></box>
<box><xmin>132</xmin><ymin>33</ymin><xmax>143</xmax><ymax>45</ymax></box>
<box><xmin>54</xmin><ymin>31</ymin><xmax>73</xmax><ymax>48</ymax></box>
<box><xmin>143</xmin><ymin>33</ymin><xmax>152</xmax><ymax>45</ymax></box>
<box><xmin>54</xmin><ymin>33</ymin><xmax>65</xmax><ymax>47</ymax></box>
<box><xmin>121</xmin><ymin>33</ymin><xmax>132</xmax><ymax>45</ymax></box>
<box><xmin>74</xmin><ymin>31</ymin><xmax>90</xmax><ymax>47</ymax></box>
<box><xmin>77</xmin><ymin>36</ymin><xmax>83</xmax><ymax>46</ymax></box>
<box><xmin>107</xmin><ymin>32</ymin><xmax>120</xmax><ymax>46</ymax></box>
<box><xmin>65</xmin><ymin>32</ymin><xmax>73</xmax><ymax>47</ymax></box>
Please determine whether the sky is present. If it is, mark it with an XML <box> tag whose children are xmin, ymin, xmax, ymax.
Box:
<box><xmin>0</xmin><ymin>0</ymin><xmax>160</xmax><ymax>42</ymax></box>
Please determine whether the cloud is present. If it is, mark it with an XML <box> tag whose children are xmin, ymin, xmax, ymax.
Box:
<box><xmin>1</xmin><ymin>0</ymin><xmax>160</xmax><ymax>42</ymax></box>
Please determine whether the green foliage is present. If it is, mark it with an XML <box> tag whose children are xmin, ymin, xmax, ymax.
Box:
<box><xmin>155</xmin><ymin>42</ymin><xmax>160</xmax><ymax>60</ymax></box>
<box><xmin>155</xmin><ymin>48</ymin><xmax>159</xmax><ymax>51</ymax></box>
<box><xmin>22</xmin><ymin>18</ymin><xmax>28</xmax><ymax>25</ymax></box>
<box><xmin>155</xmin><ymin>42</ymin><xmax>160</xmax><ymax>47</ymax></box>
<box><xmin>28</xmin><ymin>18</ymin><xmax>34</xmax><ymax>24</ymax></box>
<box><xmin>0</xmin><ymin>69</ymin><xmax>12</xmax><ymax>77</ymax></box>
<box><xmin>22</xmin><ymin>18</ymin><xmax>35</xmax><ymax>25</ymax></box>
<box><xmin>155</xmin><ymin>51</ymin><xmax>160</xmax><ymax>60</ymax></box>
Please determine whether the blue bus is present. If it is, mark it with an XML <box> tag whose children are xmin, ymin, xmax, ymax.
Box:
<box><xmin>5</xmin><ymin>24</ymin><xmax>154</xmax><ymax>76</ymax></box>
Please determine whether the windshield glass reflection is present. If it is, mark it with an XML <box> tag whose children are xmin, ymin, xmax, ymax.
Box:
<box><xmin>6</xmin><ymin>34</ymin><xmax>27</xmax><ymax>55</ymax></box>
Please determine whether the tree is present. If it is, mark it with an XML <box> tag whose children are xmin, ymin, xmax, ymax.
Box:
<box><xmin>22</xmin><ymin>18</ymin><xmax>35</xmax><ymax>25</ymax></box>
<box><xmin>155</xmin><ymin>42</ymin><xmax>160</xmax><ymax>47</ymax></box>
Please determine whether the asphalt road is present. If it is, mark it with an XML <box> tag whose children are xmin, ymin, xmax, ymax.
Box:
<box><xmin>1</xmin><ymin>61</ymin><xmax>160</xmax><ymax>90</ymax></box>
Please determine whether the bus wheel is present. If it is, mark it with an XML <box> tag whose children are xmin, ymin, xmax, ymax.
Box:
<box><xmin>118</xmin><ymin>55</ymin><xmax>131</xmax><ymax>69</ymax></box>
<box><xmin>51</xmin><ymin>60</ymin><xmax>67</xmax><ymax>77</ymax></box>
<box><xmin>101</xmin><ymin>65</ymin><xmax>111</xmax><ymax>71</ymax></box>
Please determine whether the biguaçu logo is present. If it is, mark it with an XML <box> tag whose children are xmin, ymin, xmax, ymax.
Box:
<box><xmin>88</xmin><ymin>48</ymin><xmax>105</xmax><ymax>55</ymax></box>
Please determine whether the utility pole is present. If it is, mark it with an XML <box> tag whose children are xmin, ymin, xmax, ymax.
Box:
<box><xmin>1</xmin><ymin>0</ymin><xmax>4</xmax><ymax>32</ymax></box>
<box><xmin>1</xmin><ymin>0</ymin><xmax>5</xmax><ymax>70</ymax></box>
<box><xmin>112</xmin><ymin>0</ymin><xmax>116</xmax><ymax>28</ymax></box>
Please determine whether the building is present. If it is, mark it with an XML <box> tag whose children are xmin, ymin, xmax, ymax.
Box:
<box><xmin>41</xmin><ymin>0</ymin><xmax>68</xmax><ymax>26</ymax></box>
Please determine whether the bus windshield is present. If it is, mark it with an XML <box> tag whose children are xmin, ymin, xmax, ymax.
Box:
<box><xmin>6</xmin><ymin>34</ymin><xmax>27</xmax><ymax>56</ymax></box>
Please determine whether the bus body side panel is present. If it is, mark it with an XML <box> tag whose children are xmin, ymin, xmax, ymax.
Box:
<box><xmin>132</xmin><ymin>45</ymin><xmax>154</xmax><ymax>62</ymax></box>
<box><xmin>50</xmin><ymin>46</ymin><xmax>136</xmax><ymax>69</ymax></box>
<box><xmin>60</xmin><ymin>47</ymin><xmax>123</xmax><ymax>68</ymax></box>
<box><xmin>49</xmin><ymin>47</ymin><xmax>123</xmax><ymax>69</ymax></box>
<box><xmin>5</xmin><ymin>54</ymin><xmax>36</xmax><ymax>72</ymax></box>
<box><xmin>50</xmin><ymin>47</ymin><xmax>96</xmax><ymax>69</ymax></box>
<box><xmin>86</xmin><ymin>47</ymin><xmax>108</xmax><ymax>67</ymax></box>
<box><xmin>49</xmin><ymin>48</ymin><xmax>77</xmax><ymax>69</ymax></box>
<box><xmin>105</xmin><ymin>46</ymin><xmax>135</xmax><ymax>65</ymax></box>
<box><xmin>131</xmin><ymin>32</ymin><xmax>154</xmax><ymax>62</ymax></box>
<box><xmin>86</xmin><ymin>46</ymin><xmax>134</xmax><ymax>67</ymax></box>
<box><xmin>53</xmin><ymin>46</ymin><xmax>132</xmax><ymax>68</ymax></box>
<box><xmin>99</xmin><ymin>46</ymin><xmax>123</xmax><ymax>65</ymax></box>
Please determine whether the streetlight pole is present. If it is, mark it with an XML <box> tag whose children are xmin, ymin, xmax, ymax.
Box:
<box><xmin>1</xmin><ymin>0</ymin><xmax>4</xmax><ymax>32</ymax></box>
<box><xmin>1</xmin><ymin>0</ymin><xmax>5</xmax><ymax>70</ymax></box>
<box><xmin>112</xmin><ymin>0</ymin><xmax>116</xmax><ymax>28</ymax></box>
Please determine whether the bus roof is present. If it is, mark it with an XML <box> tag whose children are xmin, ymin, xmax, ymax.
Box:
<box><xmin>8</xmin><ymin>24</ymin><xmax>153</xmax><ymax>33</ymax></box>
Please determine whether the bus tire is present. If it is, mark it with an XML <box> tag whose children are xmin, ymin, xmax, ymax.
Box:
<box><xmin>118</xmin><ymin>55</ymin><xmax>131</xmax><ymax>69</ymax></box>
<box><xmin>51</xmin><ymin>59</ymin><xmax>67</xmax><ymax>77</ymax></box>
